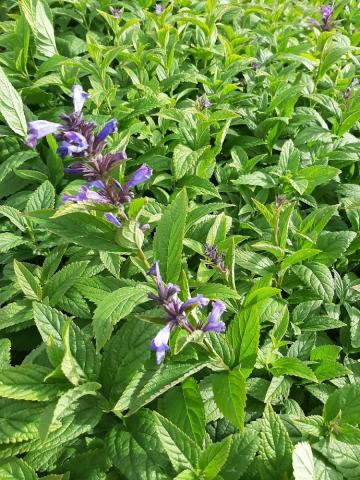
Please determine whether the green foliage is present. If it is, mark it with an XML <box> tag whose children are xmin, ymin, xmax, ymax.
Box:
<box><xmin>0</xmin><ymin>0</ymin><xmax>359</xmax><ymax>477</ymax></box>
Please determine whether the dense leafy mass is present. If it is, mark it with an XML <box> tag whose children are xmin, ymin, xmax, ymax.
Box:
<box><xmin>0</xmin><ymin>0</ymin><xmax>360</xmax><ymax>478</ymax></box>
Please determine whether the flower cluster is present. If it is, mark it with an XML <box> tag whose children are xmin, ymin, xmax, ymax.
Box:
<box><xmin>309</xmin><ymin>3</ymin><xmax>334</xmax><ymax>31</ymax></box>
<box><xmin>148</xmin><ymin>262</ymin><xmax>226</xmax><ymax>364</ymax></box>
<box><xmin>343</xmin><ymin>78</ymin><xmax>359</xmax><ymax>100</ymax></box>
<box><xmin>25</xmin><ymin>85</ymin><xmax>152</xmax><ymax>222</ymax></box>
<box><xmin>204</xmin><ymin>243</ymin><xmax>226</xmax><ymax>273</ymax></box>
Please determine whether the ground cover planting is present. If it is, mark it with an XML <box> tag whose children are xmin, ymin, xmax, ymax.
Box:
<box><xmin>0</xmin><ymin>0</ymin><xmax>359</xmax><ymax>478</ymax></box>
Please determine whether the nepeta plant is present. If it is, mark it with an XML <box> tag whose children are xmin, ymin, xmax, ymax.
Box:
<box><xmin>0</xmin><ymin>0</ymin><xmax>359</xmax><ymax>478</ymax></box>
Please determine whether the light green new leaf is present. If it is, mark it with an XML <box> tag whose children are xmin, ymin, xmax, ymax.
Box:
<box><xmin>199</xmin><ymin>436</ymin><xmax>232</xmax><ymax>480</ymax></box>
<box><xmin>271</xmin><ymin>357</ymin><xmax>318</xmax><ymax>383</ymax></box>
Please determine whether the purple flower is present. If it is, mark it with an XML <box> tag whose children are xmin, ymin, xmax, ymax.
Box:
<box><xmin>95</xmin><ymin>119</ymin><xmax>118</xmax><ymax>143</ymax></box>
<box><xmin>72</xmin><ymin>85</ymin><xmax>89</xmax><ymax>113</ymax></box>
<box><xmin>62</xmin><ymin>185</ymin><xmax>109</xmax><ymax>204</ymax></box>
<box><xmin>180</xmin><ymin>295</ymin><xmax>209</xmax><ymax>312</ymax></box>
<box><xmin>56</xmin><ymin>131</ymin><xmax>88</xmax><ymax>158</ymax></box>
<box><xmin>204</xmin><ymin>243</ymin><xmax>226</xmax><ymax>273</ymax></box>
<box><xmin>126</xmin><ymin>164</ymin><xmax>152</xmax><ymax>188</ymax></box>
<box><xmin>155</xmin><ymin>3</ymin><xmax>164</xmax><ymax>14</ymax></box>
<box><xmin>150</xmin><ymin>321</ymin><xmax>174</xmax><ymax>364</ymax></box>
<box><xmin>202</xmin><ymin>301</ymin><xmax>226</xmax><ymax>333</ymax></box>
<box><xmin>321</xmin><ymin>4</ymin><xmax>333</xmax><ymax>23</ymax></box>
<box><xmin>105</xmin><ymin>212</ymin><xmax>122</xmax><ymax>227</ymax></box>
<box><xmin>110</xmin><ymin>6</ymin><xmax>122</xmax><ymax>19</ymax></box>
<box><xmin>309</xmin><ymin>3</ymin><xmax>334</xmax><ymax>31</ymax></box>
<box><xmin>24</xmin><ymin>120</ymin><xmax>62</xmax><ymax>148</ymax></box>
<box><xmin>147</xmin><ymin>261</ymin><xmax>225</xmax><ymax>364</ymax></box>
<box><xmin>251</xmin><ymin>61</ymin><xmax>259</xmax><ymax>71</ymax></box>
<box><xmin>198</xmin><ymin>95</ymin><xmax>212</xmax><ymax>109</ymax></box>
<box><xmin>343</xmin><ymin>78</ymin><xmax>359</xmax><ymax>99</ymax></box>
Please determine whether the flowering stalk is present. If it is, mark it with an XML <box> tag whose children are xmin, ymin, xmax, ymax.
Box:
<box><xmin>147</xmin><ymin>262</ymin><xmax>226</xmax><ymax>364</ymax></box>
<box><xmin>24</xmin><ymin>85</ymin><xmax>152</xmax><ymax>225</ymax></box>
<box><xmin>309</xmin><ymin>3</ymin><xmax>334</xmax><ymax>31</ymax></box>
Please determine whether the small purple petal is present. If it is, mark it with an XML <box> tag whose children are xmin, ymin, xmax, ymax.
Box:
<box><xmin>321</xmin><ymin>5</ymin><xmax>333</xmax><ymax>23</ymax></box>
<box><xmin>72</xmin><ymin>85</ymin><xmax>89</xmax><ymax>113</ymax></box>
<box><xmin>155</xmin><ymin>3</ymin><xmax>163</xmax><ymax>14</ymax></box>
<box><xmin>64</xmin><ymin>163</ymin><xmax>85</xmax><ymax>175</ymax></box>
<box><xmin>24</xmin><ymin>120</ymin><xmax>62</xmax><ymax>148</ymax></box>
<box><xmin>147</xmin><ymin>261</ymin><xmax>163</xmax><ymax>288</ymax></box>
<box><xmin>56</xmin><ymin>131</ymin><xmax>88</xmax><ymax>158</ymax></box>
<box><xmin>308</xmin><ymin>18</ymin><xmax>321</xmax><ymax>28</ymax></box>
<box><xmin>180</xmin><ymin>295</ymin><xmax>209</xmax><ymax>313</ymax></box>
<box><xmin>88</xmin><ymin>179</ymin><xmax>106</xmax><ymax>190</ymax></box>
<box><xmin>203</xmin><ymin>301</ymin><xmax>226</xmax><ymax>333</ymax></box>
<box><xmin>126</xmin><ymin>164</ymin><xmax>152</xmax><ymax>188</ymax></box>
<box><xmin>150</xmin><ymin>322</ymin><xmax>172</xmax><ymax>364</ymax></box>
<box><xmin>62</xmin><ymin>185</ymin><xmax>108</xmax><ymax>204</ymax></box>
<box><xmin>95</xmin><ymin>119</ymin><xmax>118</xmax><ymax>142</ymax></box>
<box><xmin>105</xmin><ymin>212</ymin><xmax>122</xmax><ymax>227</ymax></box>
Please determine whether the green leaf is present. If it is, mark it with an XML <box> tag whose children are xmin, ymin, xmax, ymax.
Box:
<box><xmin>154</xmin><ymin>411</ymin><xmax>201</xmax><ymax>472</ymax></box>
<box><xmin>323</xmin><ymin>384</ymin><xmax>360</xmax><ymax>426</ymax></box>
<box><xmin>314</xmin><ymin>231</ymin><xmax>356</xmax><ymax>266</ymax></box>
<box><xmin>212</xmin><ymin>368</ymin><xmax>246</xmax><ymax>430</ymax></box>
<box><xmin>233</xmin><ymin>172</ymin><xmax>276</xmax><ymax>188</ymax></box>
<box><xmin>0</xmin><ymin>233</ymin><xmax>28</xmax><ymax>253</ymax></box>
<box><xmin>0</xmin><ymin>457</ymin><xmax>37</xmax><ymax>480</ymax></box>
<box><xmin>221</xmin><ymin>430</ymin><xmax>259</xmax><ymax>480</ymax></box>
<box><xmin>160</xmin><ymin>377</ymin><xmax>205</xmax><ymax>446</ymax></box>
<box><xmin>172</xmin><ymin>145</ymin><xmax>201</xmax><ymax>180</ymax></box>
<box><xmin>271</xmin><ymin>357</ymin><xmax>318</xmax><ymax>383</ymax></box>
<box><xmin>199</xmin><ymin>436</ymin><xmax>232</xmax><ymax>480</ymax></box>
<box><xmin>25</xmin><ymin>180</ymin><xmax>55</xmax><ymax>212</ymax></box>
<box><xmin>13</xmin><ymin>260</ymin><xmax>42</xmax><ymax>301</ymax></box>
<box><xmin>0</xmin><ymin>66</ymin><xmax>27</xmax><ymax>136</ymax></box>
<box><xmin>314</xmin><ymin>438</ymin><xmax>360</xmax><ymax>479</ymax></box>
<box><xmin>338</xmin><ymin>108</ymin><xmax>360</xmax><ymax>136</ymax></box>
<box><xmin>42</xmin><ymin>212</ymin><xmax>123</xmax><ymax>252</ymax></box>
<box><xmin>195</xmin><ymin>283</ymin><xmax>240</xmax><ymax>300</ymax></box>
<box><xmin>318</xmin><ymin>45</ymin><xmax>349</xmax><ymax>79</ymax></box>
<box><xmin>43</xmin><ymin>261</ymin><xmax>89</xmax><ymax>305</ymax></box>
<box><xmin>297</xmin><ymin>166</ymin><xmax>340</xmax><ymax>194</ymax></box>
<box><xmin>33</xmin><ymin>302</ymin><xmax>65</xmax><ymax>365</ymax></box>
<box><xmin>107</xmin><ymin>425</ymin><xmax>169</xmax><ymax>480</ymax></box>
<box><xmin>227</xmin><ymin>306</ymin><xmax>260</xmax><ymax>375</ymax></box>
<box><xmin>258</xmin><ymin>405</ymin><xmax>292</xmax><ymax>480</ymax></box>
<box><xmin>93</xmin><ymin>286</ymin><xmax>149</xmax><ymax>351</ymax></box>
<box><xmin>292</xmin><ymin>263</ymin><xmax>334</xmax><ymax>303</ymax></box>
<box><xmin>280</xmin><ymin>249</ymin><xmax>321</xmax><ymax>270</ymax></box>
<box><xmin>292</xmin><ymin>442</ymin><xmax>315</xmax><ymax>480</ymax></box>
<box><xmin>153</xmin><ymin>189</ymin><xmax>188</xmax><ymax>283</ymax></box>
<box><xmin>20</xmin><ymin>0</ymin><xmax>58</xmax><ymax>57</ymax></box>
<box><xmin>0</xmin><ymin>339</ymin><xmax>11</xmax><ymax>369</ymax></box>
<box><xmin>113</xmin><ymin>358</ymin><xmax>209</xmax><ymax>416</ymax></box>
<box><xmin>0</xmin><ymin>365</ymin><xmax>66</xmax><ymax>401</ymax></box>
<box><xmin>38</xmin><ymin>382</ymin><xmax>101</xmax><ymax>441</ymax></box>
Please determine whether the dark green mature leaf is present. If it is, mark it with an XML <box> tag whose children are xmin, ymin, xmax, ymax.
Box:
<box><xmin>153</xmin><ymin>189</ymin><xmax>187</xmax><ymax>283</ymax></box>
<box><xmin>323</xmin><ymin>384</ymin><xmax>360</xmax><ymax>426</ymax></box>
<box><xmin>292</xmin><ymin>263</ymin><xmax>334</xmax><ymax>302</ymax></box>
<box><xmin>258</xmin><ymin>406</ymin><xmax>293</xmax><ymax>480</ymax></box>
<box><xmin>212</xmin><ymin>368</ymin><xmax>246</xmax><ymax>430</ymax></box>
<box><xmin>93</xmin><ymin>286</ymin><xmax>149</xmax><ymax>351</ymax></box>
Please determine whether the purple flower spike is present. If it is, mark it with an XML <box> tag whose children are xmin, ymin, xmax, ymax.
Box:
<box><xmin>24</xmin><ymin>120</ymin><xmax>62</xmax><ymax>148</ymax></box>
<box><xmin>203</xmin><ymin>301</ymin><xmax>226</xmax><ymax>333</ymax></box>
<box><xmin>151</xmin><ymin>322</ymin><xmax>174</xmax><ymax>364</ymax></box>
<box><xmin>56</xmin><ymin>131</ymin><xmax>88</xmax><ymax>157</ymax></box>
<box><xmin>180</xmin><ymin>295</ymin><xmax>209</xmax><ymax>313</ymax></box>
<box><xmin>126</xmin><ymin>164</ymin><xmax>152</xmax><ymax>188</ymax></box>
<box><xmin>321</xmin><ymin>4</ymin><xmax>333</xmax><ymax>23</ymax></box>
<box><xmin>155</xmin><ymin>3</ymin><xmax>164</xmax><ymax>14</ymax></box>
<box><xmin>95</xmin><ymin>119</ymin><xmax>118</xmax><ymax>143</ymax></box>
<box><xmin>105</xmin><ymin>212</ymin><xmax>122</xmax><ymax>227</ymax></box>
<box><xmin>72</xmin><ymin>85</ymin><xmax>89</xmax><ymax>113</ymax></box>
<box><xmin>251</xmin><ymin>61</ymin><xmax>259</xmax><ymax>70</ymax></box>
<box><xmin>62</xmin><ymin>185</ymin><xmax>109</xmax><ymax>204</ymax></box>
<box><xmin>64</xmin><ymin>163</ymin><xmax>85</xmax><ymax>175</ymax></box>
<box><xmin>343</xmin><ymin>78</ymin><xmax>359</xmax><ymax>99</ymax></box>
